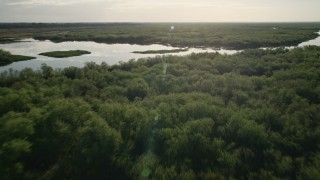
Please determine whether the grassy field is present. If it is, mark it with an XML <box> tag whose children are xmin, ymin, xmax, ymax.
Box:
<box><xmin>39</xmin><ymin>50</ymin><xmax>91</xmax><ymax>58</ymax></box>
<box><xmin>0</xmin><ymin>49</ymin><xmax>35</xmax><ymax>66</ymax></box>
<box><xmin>1</xmin><ymin>23</ymin><xmax>320</xmax><ymax>49</ymax></box>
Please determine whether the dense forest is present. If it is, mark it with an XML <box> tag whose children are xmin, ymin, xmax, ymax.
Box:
<box><xmin>0</xmin><ymin>46</ymin><xmax>319</xmax><ymax>179</ymax></box>
<box><xmin>1</xmin><ymin>23</ymin><xmax>320</xmax><ymax>49</ymax></box>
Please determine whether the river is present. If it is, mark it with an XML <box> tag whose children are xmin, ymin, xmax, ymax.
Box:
<box><xmin>0</xmin><ymin>30</ymin><xmax>319</xmax><ymax>72</ymax></box>
<box><xmin>0</xmin><ymin>39</ymin><xmax>239</xmax><ymax>71</ymax></box>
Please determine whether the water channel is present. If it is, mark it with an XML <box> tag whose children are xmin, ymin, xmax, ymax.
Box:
<box><xmin>0</xmin><ymin>30</ymin><xmax>319</xmax><ymax>72</ymax></box>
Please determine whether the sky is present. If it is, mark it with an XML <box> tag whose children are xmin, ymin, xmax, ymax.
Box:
<box><xmin>0</xmin><ymin>0</ymin><xmax>320</xmax><ymax>22</ymax></box>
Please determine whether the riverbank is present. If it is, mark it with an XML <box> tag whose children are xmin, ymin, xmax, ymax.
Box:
<box><xmin>132</xmin><ymin>48</ymin><xmax>188</xmax><ymax>54</ymax></box>
<box><xmin>39</xmin><ymin>50</ymin><xmax>91</xmax><ymax>58</ymax></box>
<box><xmin>0</xmin><ymin>49</ymin><xmax>35</xmax><ymax>66</ymax></box>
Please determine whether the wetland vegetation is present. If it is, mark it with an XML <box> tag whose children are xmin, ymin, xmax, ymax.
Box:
<box><xmin>0</xmin><ymin>23</ymin><xmax>320</xmax><ymax>179</ymax></box>
<box><xmin>0</xmin><ymin>49</ymin><xmax>35</xmax><ymax>66</ymax></box>
<box><xmin>39</xmin><ymin>50</ymin><xmax>91</xmax><ymax>58</ymax></box>
<box><xmin>1</xmin><ymin>46</ymin><xmax>320</xmax><ymax>179</ymax></box>
<box><xmin>1</xmin><ymin>23</ymin><xmax>320</xmax><ymax>49</ymax></box>
<box><xmin>132</xmin><ymin>48</ymin><xmax>188</xmax><ymax>54</ymax></box>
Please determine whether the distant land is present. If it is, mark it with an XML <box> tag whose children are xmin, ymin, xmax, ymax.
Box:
<box><xmin>1</xmin><ymin>22</ymin><xmax>320</xmax><ymax>49</ymax></box>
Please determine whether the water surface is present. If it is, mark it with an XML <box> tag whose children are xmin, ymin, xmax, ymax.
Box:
<box><xmin>0</xmin><ymin>30</ymin><xmax>319</xmax><ymax>72</ymax></box>
<box><xmin>298</xmin><ymin>31</ymin><xmax>320</xmax><ymax>47</ymax></box>
<box><xmin>0</xmin><ymin>39</ymin><xmax>238</xmax><ymax>71</ymax></box>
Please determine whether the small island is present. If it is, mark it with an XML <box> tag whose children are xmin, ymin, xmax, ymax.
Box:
<box><xmin>0</xmin><ymin>49</ymin><xmax>35</xmax><ymax>66</ymax></box>
<box><xmin>132</xmin><ymin>48</ymin><xmax>188</xmax><ymax>54</ymax></box>
<box><xmin>39</xmin><ymin>50</ymin><xmax>91</xmax><ymax>58</ymax></box>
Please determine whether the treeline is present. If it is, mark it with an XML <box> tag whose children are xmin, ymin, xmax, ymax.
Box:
<box><xmin>0</xmin><ymin>46</ymin><xmax>320</xmax><ymax>179</ymax></box>
<box><xmin>32</xmin><ymin>23</ymin><xmax>320</xmax><ymax>49</ymax></box>
<box><xmin>0</xmin><ymin>23</ymin><xmax>141</xmax><ymax>29</ymax></box>
<box><xmin>1</xmin><ymin>23</ymin><xmax>320</xmax><ymax>49</ymax></box>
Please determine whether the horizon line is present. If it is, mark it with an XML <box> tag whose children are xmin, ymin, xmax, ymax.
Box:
<box><xmin>1</xmin><ymin>21</ymin><xmax>320</xmax><ymax>24</ymax></box>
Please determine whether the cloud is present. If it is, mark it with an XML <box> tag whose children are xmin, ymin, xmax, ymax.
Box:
<box><xmin>5</xmin><ymin>0</ymin><xmax>108</xmax><ymax>6</ymax></box>
<box><xmin>1</xmin><ymin>0</ymin><xmax>319</xmax><ymax>22</ymax></box>
<box><xmin>3</xmin><ymin>0</ymin><xmax>262</xmax><ymax>9</ymax></box>
<box><xmin>102</xmin><ymin>0</ymin><xmax>251</xmax><ymax>11</ymax></box>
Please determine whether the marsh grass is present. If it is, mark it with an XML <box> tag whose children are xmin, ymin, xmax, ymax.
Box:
<box><xmin>132</xmin><ymin>48</ymin><xmax>188</xmax><ymax>54</ymax></box>
<box><xmin>1</xmin><ymin>23</ymin><xmax>320</xmax><ymax>49</ymax></box>
<box><xmin>39</xmin><ymin>50</ymin><xmax>91</xmax><ymax>58</ymax></box>
<box><xmin>0</xmin><ymin>49</ymin><xmax>35</xmax><ymax>66</ymax></box>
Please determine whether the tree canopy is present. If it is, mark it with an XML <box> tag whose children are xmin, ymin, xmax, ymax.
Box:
<box><xmin>0</xmin><ymin>46</ymin><xmax>320</xmax><ymax>179</ymax></box>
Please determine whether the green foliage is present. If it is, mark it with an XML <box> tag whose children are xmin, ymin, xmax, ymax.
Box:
<box><xmin>133</xmin><ymin>48</ymin><xmax>188</xmax><ymax>54</ymax></box>
<box><xmin>0</xmin><ymin>49</ymin><xmax>35</xmax><ymax>66</ymax></box>
<box><xmin>0</xmin><ymin>112</ymin><xmax>34</xmax><ymax>179</ymax></box>
<box><xmin>0</xmin><ymin>46</ymin><xmax>320</xmax><ymax>179</ymax></box>
<box><xmin>127</xmin><ymin>78</ymin><xmax>149</xmax><ymax>101</ymax></box>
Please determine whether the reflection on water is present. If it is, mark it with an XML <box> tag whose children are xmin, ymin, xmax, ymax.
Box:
<box><xmin>0</xmin><ymin>39</ymin><xmax>239</xmax><ymax>71</ymax></box>
<box><xmin>0</xmin><ymin>30</ymin><xmax>319</xmax><ymax>72</ymax></box>
<box><xmin>298</xmin><ymin>31</ymin><xmax>320</xmax><ymax>47</ymax></box>
<box><xmin>260</xmin><ymin>31</ymin><xmax>320</xmax><ymax>50</ymax></box>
